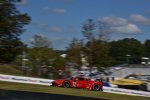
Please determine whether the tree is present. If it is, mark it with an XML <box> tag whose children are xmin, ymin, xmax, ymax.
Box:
<box><xmin>98</xmin><ymin>21</ymin><xmax>111</xmax><ymax>41</ymax></box>
<box><xmin>82</xmin><ymin>19</ymin><xmax>95</xmax><ymax>40</ymax></box>
<box><xmin>81</xmin><ymin>19</ymin><xmax>96</xmax><ymax>67</ymax></box>
<box><xmin>84</xmin><ymin>39</ymin><xmax>113</xmax><ymax>68</ymax></box>
<box><xmin>30</xmin><ymin>34</ymin><xmax>51</xmax><ymax>48</ymax></box>
<box><xmin>0</xmin><ymin>0</ymin><xmax>31</xmax><ymax>62</ymax></box>
<box><xmin>143</xmin><ymin>40</ymin><xmax>150</xmax><ymax>57</ymax></box>
<box><xmin>81</xmin><ymin>19</ymin><xmax>112</xmax><ymax>68</ymax></box>
<box><xmin>0</xmin><ymin>39</ymin><xmax>25</xmax><ymax>62</ymax></box>
<box><xmin>66</xmin><ymin>38</ymin><xmax>83</xmax><ymax>66</ymax></box>
<box><xmin>110</xmin><ymin>38</ymin><xmax>143</xmax><ymax>64</ymax></box>
<box><xmin>27</xmin><ymin>35</ymin><xmax>53</xmax><ymax>74</ymax></box>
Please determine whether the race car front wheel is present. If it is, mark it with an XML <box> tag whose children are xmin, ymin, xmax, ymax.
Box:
<box><xmin>62</xmin><ymin>81</ymin><xmax>70</xmax><ymax>88</ymax></box>
<box><xmin>92</xmin><ymin>84</ymin><xmax>101</xmax><ymax>91</ymax></box>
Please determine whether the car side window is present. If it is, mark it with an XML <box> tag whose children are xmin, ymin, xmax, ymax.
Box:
<box><xmin>70</xmin><ymin>77</ymin><xmax>74</xmax><ymax>80</ymax></box>
<box><xmin>78</xmin><ymin>77</ymin><xmax>85</xmax><ymax>81</ymax></box>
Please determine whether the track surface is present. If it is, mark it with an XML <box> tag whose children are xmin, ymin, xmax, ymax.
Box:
<box><xmin>0</xmin><ymin>89</ymin><xmax>108</xmax><ymax>100</ymax></box>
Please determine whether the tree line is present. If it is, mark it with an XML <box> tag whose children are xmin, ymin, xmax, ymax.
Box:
<box><xmin>1</xmin><ymin>0</ymin><xmax>150</xmax><ymax>78</ymax></box>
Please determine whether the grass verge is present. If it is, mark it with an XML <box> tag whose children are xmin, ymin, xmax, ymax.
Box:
<box><xmin>0</xmin><ymin>81</ymin><xmax>149</xmax><ymax>100</ymax></box>
<box><xmin>0</xmin><ymin>65</ymin><xmax>23</xmax><ymax>75</ymax></box>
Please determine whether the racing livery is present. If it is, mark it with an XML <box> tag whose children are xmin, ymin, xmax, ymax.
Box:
<box><xmin>51</xmin><ymin>76</ymin><xmax>103</xmax><ymax>91</ymax></box>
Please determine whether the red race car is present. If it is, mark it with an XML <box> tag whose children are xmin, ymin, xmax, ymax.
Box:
<box><xmin>51</xmin><ymin>76</ymin><xmax>103</xmax><ymax>91</ymax></box>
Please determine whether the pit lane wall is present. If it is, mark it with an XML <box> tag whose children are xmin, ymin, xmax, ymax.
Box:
<box><xmin>0</xmin><ymin>74</ymin><xmax>150</xmax><ymax>97</ymax></box>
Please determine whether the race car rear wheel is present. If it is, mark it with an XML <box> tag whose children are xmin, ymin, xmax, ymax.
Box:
<box><xmin>92</xmin><ymin>84</ymin><xmax>101</xmax><ymax>91</ymax></box>
<box><xmin>62</xmin><ymin>81</ymin><xmax>70</xmax><ymax>88</ymax></box>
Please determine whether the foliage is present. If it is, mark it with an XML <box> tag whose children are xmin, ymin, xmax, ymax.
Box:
<box><xmin>98</xmin><ymin>20</ymin><xmax>111</xmax><ymax>41</ymax></box>
<box><xmin>143</xmin><ymin>39</ymin><xmax>150</xmax><ymax>57</ymax></box>
<box><xmin>66</xmin><ymin>38</ymin><xmax>83</xmax><ymax>66</ymax></box>
<box><xmin>0</xmin><ymin>39</ymin><xmax>25</xmax><ymax>62</ymax></box>
<box><xmin>81</xmin><ymin>19</ymin><xmax>113</xmax><ymax>68</ymax></box>
<box><xmin>82</xmin><ymin>19</ymin><xmax>95</xmax><ymax>40</ymax></box>
<box><xmin>84</xmin><ymin>39</ymin><xmax>114</xmax><ymax>67</ymax></box>
<box><xmin>21</xmin><ymin>34</ymin><xmax>67</xmax><ymax>78</ymax></box>
<box><xmin>0</xmin><ymin>0</ymin><xmax>31</xmax><ymax>62</ymax></box>
<box><xmin>53</xmin><ymin>54</ymin><xmax>66</xmax><ymax>70</ymax></box>
<box><xmin>30</xmin><ymin>34</ymin><xmax>51</xmax><ymax>48</ymax></box>
<box><xmin>27</xmin><ymin>47</ymin><xmax>55</xmax><ymax>67</ymax></box>
<box><xmin>110</xmin><ymin>38</ymin><xmax>143</xmax><ymax>64</ymax></box>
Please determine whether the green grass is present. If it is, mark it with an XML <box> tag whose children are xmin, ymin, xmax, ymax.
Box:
<box><xmin>0</xmin><ymin>65</ymin><xmax>39</xmax><ymax>78</ymax></box>
<box><xmin>0</xmin><ymin>65</ymin><xmax>23</xmax><ymax>75</ymax></box>
<box><xmin>0</xmin><ymin>81</ymin><xmax>149</xmax><ymax>100</ymax></box>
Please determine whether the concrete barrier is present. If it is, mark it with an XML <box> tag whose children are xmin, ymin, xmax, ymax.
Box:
<box><xmin>0</xmin><ymin>74</ymin><xmax>54</xmax><ymax>86</ymax></box>
<box><xmin>103</xmin><ymin>86</ymin><xmax>150</xmax><ymax>97</ymax></box>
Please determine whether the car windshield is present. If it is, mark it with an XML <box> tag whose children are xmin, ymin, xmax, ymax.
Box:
<box><xmin>70</xmin><ymin>77</ymin><xmax>74</xmax><ymax>80</ymax></box>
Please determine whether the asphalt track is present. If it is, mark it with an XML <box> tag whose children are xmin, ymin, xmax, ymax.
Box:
<box><xmin>0</xmin><ymin>89</ymin><xmax>107</xmax><ymax>100</ymax></box>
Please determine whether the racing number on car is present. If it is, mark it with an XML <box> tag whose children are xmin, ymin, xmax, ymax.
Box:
<box><xmin>73</xmin><ymin>82</ymin><xmax>76</xmax><ymax>87</ymax></box>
